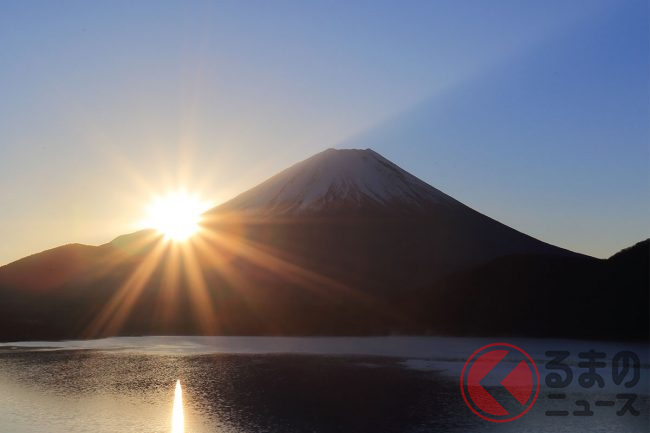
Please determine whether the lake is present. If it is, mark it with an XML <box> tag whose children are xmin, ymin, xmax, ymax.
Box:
<box><xmin>0</xmin><ymin>337</ymin><xmax>647</xmax><ymax>432</ymax></box>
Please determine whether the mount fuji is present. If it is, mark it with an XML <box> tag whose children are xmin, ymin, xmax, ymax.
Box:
<box><xmin>0</xmin><ymin>148</ymin><xmax>646</xmax><ymax>340</ymax></box>
<box><xmin>205</xmin><ymin>148</ymin><xmax>576</xmax><ymax>291</ymax></box>
<box><xmin>216</xmin><ymin>148</ymin><xmax>460</xmax><ymax>215</ymax></box>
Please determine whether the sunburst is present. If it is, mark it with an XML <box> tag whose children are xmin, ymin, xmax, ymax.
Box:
<box><xmin>145</xmin><ymin>191</ymin><xmax>211</xmax><ymax>241</ymax></box>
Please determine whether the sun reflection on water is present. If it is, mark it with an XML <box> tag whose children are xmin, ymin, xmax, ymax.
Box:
<box><xmin>172</xmin><ymin>379</ymin><xmax>184</xmax><ymax>433</ymax></box>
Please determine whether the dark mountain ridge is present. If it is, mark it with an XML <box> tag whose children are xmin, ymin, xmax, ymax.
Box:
<box><xmin>0</xmin><ymin>149</ymin><xmax>646</xmax><ymax>341</ymax></box>
<box><xmin>402</xmin><ymin>239</ymin><xmax>649</xmax><ymax>340</ymax></box>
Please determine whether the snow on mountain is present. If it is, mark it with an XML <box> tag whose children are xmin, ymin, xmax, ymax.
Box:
<box><xmin>216</xmin><ymin>148</ymin><xmax>459</xmax><ymax>215</ymax></box>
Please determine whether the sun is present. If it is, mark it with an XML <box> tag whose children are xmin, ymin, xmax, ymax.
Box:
<box><xmin>145</xmin><ymin>191</ymin><xmax>210</xmax><ymax>241</ymax></box>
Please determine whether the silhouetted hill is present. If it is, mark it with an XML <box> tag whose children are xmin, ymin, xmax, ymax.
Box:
<box><xmin>402</xmin><ymin>240</ymin><xmax>649</xmax><ymax>340</ymax></box>
<box><xmin>0</xmin><ymin>150</ymin><xmax>645</xmax><ymax>341</ymax></box>
<box><xmin>0</xmin><ymin>237</ymin><xmax>645</xmax><ymax>341</ymax></box>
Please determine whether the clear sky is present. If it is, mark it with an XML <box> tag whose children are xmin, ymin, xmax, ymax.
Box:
<box><xmin>0</xmin><ymin>0</ymin><xmax>647</xmax><ymax>264</ymax></box>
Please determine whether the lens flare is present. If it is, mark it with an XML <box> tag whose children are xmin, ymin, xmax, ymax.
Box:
<box><xmin>172</xmin><ymin>380</ymin><xmax>184</xmax><ymax>433</ymax></box>
<box><xmin>145</xmin><ymin>191</ymin><xmax>210</xmax><ymax>241</ymax></box>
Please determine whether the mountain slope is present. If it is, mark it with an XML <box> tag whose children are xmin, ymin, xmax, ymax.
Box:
<box><xmin>216</xmin><ymin>148</ymin><xmax>459</xmax><ymax>215</ymax></box>
<box><xmin>402</xmin><ymin>239</ymin><xmax>649</xmax><ymax>340</ymax></box>
<box><xmin>205</xmin><ymin>148</ymin><xmax>579</xmax><ymax>291</ymax></box>
<box><xmin>1</xmin><ymin>148</ymin><xmax>640</xmax><ymax>341</ymax></box>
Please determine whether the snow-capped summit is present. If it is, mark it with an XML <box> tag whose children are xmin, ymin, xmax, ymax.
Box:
<box><xmin>216</xmin><ymin>148</ymin><xmax>458</xmax><ymax>215</ymax></box>
<box><xmin>204</xmin><ymin>146</ymin><xmax>579</xmax><ymax>289</ymax></box>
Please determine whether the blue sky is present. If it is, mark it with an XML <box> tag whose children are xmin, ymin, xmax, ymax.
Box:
<box><xmin>0</xmin><ymin>0</ymin><xmax>647</xmax><ymax>263</ymax></box>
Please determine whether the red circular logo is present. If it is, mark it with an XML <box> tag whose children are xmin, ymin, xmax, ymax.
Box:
<box><xmin>460</xmin><ymin>343</ymin><xmax>539</xmax><ymax>422</ymax></box>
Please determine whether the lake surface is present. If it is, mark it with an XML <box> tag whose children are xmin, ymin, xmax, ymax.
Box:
<box><xmin>0</xmin><ymin>337</ymin><xmax>647</xmax><ymax>432</ymax></box>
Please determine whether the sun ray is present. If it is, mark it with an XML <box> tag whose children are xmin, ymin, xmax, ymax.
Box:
<box><xmin>81</xmin><ymin>197</ymin><xmax>410</xmax><ymax>339</ymax></box>
<box><xmin>208</xmin><ymin>213</ymin><xmax>417</xmax><ymax>320</ymax></box>
<box><xmin>179</xmin><ymin>238</ymin><xmax>220</xmax><ymax>334</ymax></box>
<box><xmin>154</xmin><ymin>241</ymin><xmax>183</xmax><ymax>328</ymax></box>
<box><xmin>198</xmin><ymin>225</ymin><xmax>386</xmax><ymax>308</ymax></box>
<box><xmin>84</xmin><ymin>238</ymin><xmax>168</xmax><ymax>337</ymax></box>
